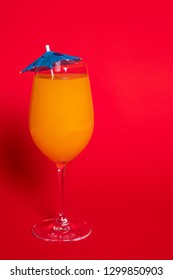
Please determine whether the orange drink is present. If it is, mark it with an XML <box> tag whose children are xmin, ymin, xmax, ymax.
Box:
<box><xmin>29</xmin><ymin>72</ymin><xmax>94</xmax><ymax>164</ymax></box>
<box><xmin>22</xmin><ymin>45</ymin><xmax>94</xmax><ymax>242</ymax></box>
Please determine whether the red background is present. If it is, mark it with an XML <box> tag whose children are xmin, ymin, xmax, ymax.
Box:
<box><xmin>0</xmin><ymin>1</ymin><xmax>173</xmax><ymax>259</ymax></box>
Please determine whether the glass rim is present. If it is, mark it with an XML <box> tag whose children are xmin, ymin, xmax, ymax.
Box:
<box><xmin>34</xmin><ymin>60</ymin><xmax>88</xmax><ymax>75</ymax></box>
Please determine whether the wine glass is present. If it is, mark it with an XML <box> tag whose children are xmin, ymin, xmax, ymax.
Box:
<box><xmin>29</xmin><ymin>60</ymin><xmax>94</xmax><ymax>241</ymax></box>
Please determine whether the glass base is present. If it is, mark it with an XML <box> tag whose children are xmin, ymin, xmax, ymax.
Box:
<box><xmin>32</xmin><ymin>216</ymin><xmax>91</xmax><ymax>242</ymax></box>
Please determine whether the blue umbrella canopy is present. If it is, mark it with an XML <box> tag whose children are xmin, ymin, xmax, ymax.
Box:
<box><xmin>21</xmin><ymin>45</ymin><xmax>81</xmax><ymax>73</ymax></box>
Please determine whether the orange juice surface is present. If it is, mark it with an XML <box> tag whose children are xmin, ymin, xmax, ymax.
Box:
<box><xmin>29</xmin><ymin>73</ymin><xmax>94</xmax><ymax>164</ymax></box>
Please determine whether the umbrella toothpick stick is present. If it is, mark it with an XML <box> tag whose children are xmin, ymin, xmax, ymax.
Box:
<box><xmin>45</xmin><ymin>45</ymin><xmax>54</xmax><ymax>79</ymax></box>
<box><xmin>45</xmin><ymin>45</ymin><xmax>51</xmax><ymax>52</ymax></box>
<box><xmin>51</xmin><ymin>69</ymin><xmax>54</xmax><ymax>79</ymax></box>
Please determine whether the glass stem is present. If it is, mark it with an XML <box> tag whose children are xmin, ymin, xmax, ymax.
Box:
<box><xmin>56</xmin><ymin>165</ymin><xmax>68</xmax><ymax>224</ymax></box>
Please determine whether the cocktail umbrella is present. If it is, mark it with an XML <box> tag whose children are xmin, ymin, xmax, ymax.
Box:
<box><xmin>20</xmin><ymin>45</ymin><xmax>81</xmax><ymax>77</ymax></box>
